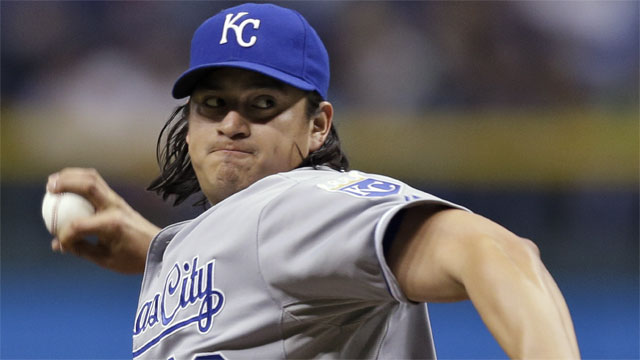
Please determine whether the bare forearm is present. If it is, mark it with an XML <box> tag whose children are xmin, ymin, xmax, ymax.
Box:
<box><xmin>540</xmin><ymin>263</ymin><xmax>581</xmax><ymax>357</ymax></box>
<box><xmin>389</xmin><ymin>208</ymin><xmax>580</xmax><ymax>358</ymax></box>
<box><xmin>462</xmin><ymin>237</ymin><xmax>580</xmax><ymax>358</ymax></box>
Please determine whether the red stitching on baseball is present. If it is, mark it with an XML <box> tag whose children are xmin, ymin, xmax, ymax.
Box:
<box><xmin>51</xmin><ymin>193</ymin><xmax>62</xmax><ymax>236</ymax></box>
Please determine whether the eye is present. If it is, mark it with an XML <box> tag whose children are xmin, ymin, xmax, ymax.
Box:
<box><xmin>253</xmin><ymin>96</ymin><xmax>275</xmax><ymax>109</ymax></box>
<box><xmin>204</xmin><ymin>97</ymin><xmax>225</xmax><ymax>108</ymax></box>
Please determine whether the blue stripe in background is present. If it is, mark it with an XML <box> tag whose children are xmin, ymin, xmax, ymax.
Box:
<box><xmin>2</xmin><ymin>268</ymin><xmax>637</xmax><ymax>358</ymax></box>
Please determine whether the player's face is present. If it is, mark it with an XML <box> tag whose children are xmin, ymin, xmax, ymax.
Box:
<box><xmin>187</xmin><ymin>68</ymin><xmax>326</xmax><ymax>205</ymax></box>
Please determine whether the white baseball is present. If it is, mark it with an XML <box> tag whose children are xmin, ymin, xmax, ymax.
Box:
<box><xmin>42</xmin><ymin>192</ymin><xmax>96</xmax><ymax>236</ymax></box>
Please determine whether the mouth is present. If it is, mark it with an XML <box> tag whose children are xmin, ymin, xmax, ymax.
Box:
<box><xmin>210</xmin><ymin>146</ymin><xmax>254</xmax><ymax>156</ymax></box>
<box><xmin>217</xmin><ymin>149</ymin><xmax>252</xmax><ymax>156</ymax></box>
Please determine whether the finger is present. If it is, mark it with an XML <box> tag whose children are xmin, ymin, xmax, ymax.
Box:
<box><xmin>57</xmin><ymin>211</ymin><xmax>120</xmax><ymax>251</ymax></box>
<box><xmin>46</xmin><ymin>173</ymin><xmax>59</xmax><ymax>193</ymax></box>
<box><xmin>51</xmin><ymin>237</ymin><xmax>63</xmax><ymax>253</ymax></box>
<box><xmin>57</xmin><ymin>212</ymin><xmax>122</xmax><ymax>267</ymax></box>
<box><xmin>47</xmin><ymin>168</ymin><xmax>118</xmax><ymax>210</ymax></box>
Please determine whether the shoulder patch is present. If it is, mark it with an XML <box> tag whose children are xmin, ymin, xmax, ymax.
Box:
<box><xmin>317</xmin><ymin>171</ymin><xmax>402</xmax><ymax>198</ymax></box>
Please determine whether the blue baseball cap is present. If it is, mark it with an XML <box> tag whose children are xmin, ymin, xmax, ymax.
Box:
<box><xmin>172</xmin><ymin>3</ymin><xmax>330</xmax><ymax>99</ymax></box>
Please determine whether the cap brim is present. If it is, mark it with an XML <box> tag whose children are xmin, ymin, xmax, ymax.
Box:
<box><xmin>172</xmin><ymin>61</ymin><xmax>318</xmax><ymax>99</ymax></box>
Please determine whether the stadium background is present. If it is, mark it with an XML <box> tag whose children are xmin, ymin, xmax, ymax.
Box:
<box><xmin>1</xmin><ymin>1</ymin><xmax>638</xmax><ymax>358</ymax></box>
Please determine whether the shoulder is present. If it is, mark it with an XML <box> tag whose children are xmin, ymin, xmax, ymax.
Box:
<box><xmin>256</xmin><ymin>168</ymin><xmax>408</xmax><ymax>224</ymax></box>
<box><xmin>279</xmin><ymin>167</ymin><xmax>434</xmax><ymax>202</ymax></box>
<box><xmin>261</xmin><ymin>167</ymin><xmax>468</xmax><ymax>232</ymax></box>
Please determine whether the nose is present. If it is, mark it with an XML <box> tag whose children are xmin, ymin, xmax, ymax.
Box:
<box><xmin>218</xmin><ymin>110</ymin><xmax>250</xmax><ymax>139</ymax></box>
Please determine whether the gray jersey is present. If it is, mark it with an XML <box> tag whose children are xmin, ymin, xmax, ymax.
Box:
<box><xmin>132</xmin><ymin>167</ymin><xmax>466</xmax><ymax>359</ymax></box>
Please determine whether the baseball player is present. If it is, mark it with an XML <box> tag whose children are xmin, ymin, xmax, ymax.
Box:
<box><xmin>48</xmin><ymin>3</ymin><xmax>580</xmax><ymax>359</ymax></box>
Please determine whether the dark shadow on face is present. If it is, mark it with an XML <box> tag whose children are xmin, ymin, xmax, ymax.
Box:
<box><xmin>190</xmin><ymin>67</ymin><xmax>308</xmax><ymax>125</ymax></box>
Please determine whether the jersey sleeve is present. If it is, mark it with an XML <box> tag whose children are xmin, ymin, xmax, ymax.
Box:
<box><xmin>256</xmin><ymin>170</ymin><xmax>468</xmax><ymax>305</ymax></box>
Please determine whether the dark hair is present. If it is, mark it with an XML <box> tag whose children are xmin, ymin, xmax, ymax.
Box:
<box><xmin>147</xmin><ymin>91</ymin><xmax>350</xmax><ymax>207</ymax></box>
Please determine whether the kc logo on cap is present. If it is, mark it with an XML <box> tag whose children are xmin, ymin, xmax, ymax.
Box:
<box><xmin>172</xmin><ymin>3</ymin><xmax>330</xmax><ymax>100</ymax></box>
<box><xmin>220</xmin><ymin>12</ymin><xmax>261</xmax><ymax>48</ymax></box>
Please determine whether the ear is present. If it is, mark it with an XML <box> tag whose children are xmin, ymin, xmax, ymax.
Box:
<box><xmin>308</xmin><ymin>101</ymin><xmax>333</xmax><ymax>152</ymax></box>
<box><xmin>185</xmin><ymin>100</ymin><xmax>193</xmax><ymax>145</ymax></box>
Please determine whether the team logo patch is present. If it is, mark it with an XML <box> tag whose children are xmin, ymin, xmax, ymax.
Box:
<box><xmin>317</xmin><ymin>171</ymin><xmax>401</xmax><ymax>198</ymax></box>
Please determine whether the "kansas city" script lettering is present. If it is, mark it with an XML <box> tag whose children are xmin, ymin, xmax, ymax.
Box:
<box><xmin>133</xmin><ymin>257</ymin><xmax>225</xmax><ymax>338</ymax></box>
